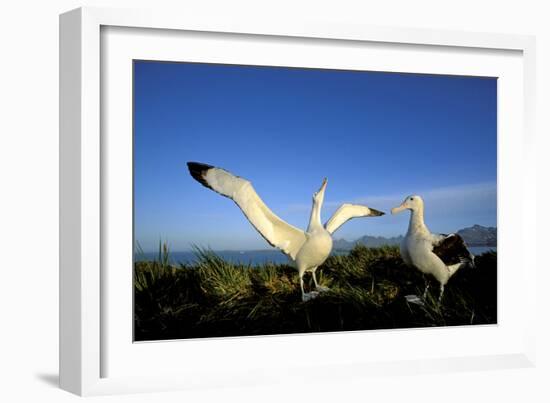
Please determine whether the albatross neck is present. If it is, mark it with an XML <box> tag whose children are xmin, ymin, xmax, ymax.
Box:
<box><xmin>307</xmin><ymin>198</ymin><xmax>324</xmax><ymax>232</ymax></box>
<box><xmin>408</xmin><ymin>206</ymin><xmax>429</xmax><ymax>235</ymax></box>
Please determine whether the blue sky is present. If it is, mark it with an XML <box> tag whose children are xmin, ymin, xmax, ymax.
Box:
<box><xmin>134</xmin><ymin>61</ymin><xmax>497</xmax><ymax>252</ymax></box>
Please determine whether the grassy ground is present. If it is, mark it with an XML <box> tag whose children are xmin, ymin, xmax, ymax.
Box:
<box><xmin>134</xmin><ymin>244</ymin><xmax>497</xmax><ymax>341</ymax></box>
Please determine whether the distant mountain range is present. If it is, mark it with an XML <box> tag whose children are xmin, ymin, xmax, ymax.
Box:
<box><xmin>456</xmin><ymin>225</ymin><xmax>497</xmax><ymax>246</ymax></box>
<box><xmin>333</xmin><ymin>235</ymin><xmax>404</xmax><ymax>250</ymax></box>
<box><xmin>333</xmin><ymin>224</ymin><xmax>497</xmax><ymax>250</ymax></box>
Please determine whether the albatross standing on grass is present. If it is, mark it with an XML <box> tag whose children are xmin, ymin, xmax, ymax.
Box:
<box><xmin>391</xmin><ymin>195</ymin><xmax>475</xmax><ymax>302</ymax></box>
<box><xmin>187</xmin><ymin>162</ymin><xmax>385</xmax><ymax>301</ymax></box>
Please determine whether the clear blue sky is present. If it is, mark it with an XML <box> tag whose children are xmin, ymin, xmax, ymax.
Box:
<box><xmin>134</xmin><ymin>61</ymin><xmax>497</xmax><ymax>252</ymax></box>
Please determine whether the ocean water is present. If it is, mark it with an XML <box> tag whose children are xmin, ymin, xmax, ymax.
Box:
<box><xmin>136</xmin><ymin>250</ymin><xmax>292</xmax><ymax>266</ymax></box>
<box><xmin>135</xmin><ymin>246</ymin><xmax>496</xmax><ymax>266</ymax></box>
<box><xmin>469</xmin><ymin>246</ymin><xmax>497</xmax><ymax>255</ymax></box>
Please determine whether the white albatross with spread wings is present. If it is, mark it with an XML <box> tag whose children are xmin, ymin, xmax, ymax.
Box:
<box><xmin>187</xmin><ymin>162</ymin><xmax>385</xmax><ymax>301</ymax></box>
<box><xmin>391</xmin><ymin>195</ymin><xmax>475</xmax><ymax>302</ymax></box>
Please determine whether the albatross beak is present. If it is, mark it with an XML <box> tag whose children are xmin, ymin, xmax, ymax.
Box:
<box><xmin>319</xmin><ymin>177</ymin><xmax>328</xmax><ymax>193</ymax></box>
<box><xmin>391</xmin><ymin>204</ymin><xmax>406</xmax><ymax>215</ymax></box>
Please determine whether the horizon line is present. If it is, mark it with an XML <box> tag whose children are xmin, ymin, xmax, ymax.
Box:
<box><xmin>135</xmin><ymin>223</ymin><xmax>497</xmax><ymax>254</ymax></box>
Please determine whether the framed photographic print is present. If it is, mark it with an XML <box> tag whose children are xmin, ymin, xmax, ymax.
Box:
<box><xmin>60</xmin><ymin>7</ymin><xmax>537</xmax><ymax>396</ymax></box>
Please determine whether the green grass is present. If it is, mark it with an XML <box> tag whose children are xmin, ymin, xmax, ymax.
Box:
<box><xmin>134</xmin><ymin>244</ymin><xmax>497</xmax><ymax>341</ymax></box>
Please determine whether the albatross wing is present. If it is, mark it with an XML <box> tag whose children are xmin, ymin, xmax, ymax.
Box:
<box><xmin>432</xmin><ymin>234</ymin><xmax>475</xmax><ymax>267</ymax></box>
<box><xmin>187</xmin><ymin>162</ymin><xmax>307</xmax><ymax>260</ymax></box>
<box><xmin>324</xmin><ymin>203</ymin><xmax>384</xmax><ymax>235</ymax></box>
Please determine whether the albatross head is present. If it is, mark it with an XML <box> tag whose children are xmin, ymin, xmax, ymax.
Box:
<box><xmin>313</xmin><ymin>178</ymin><xmax>328</xmax><ymax>204</ymax></box>
<box><xmin>391</xmin><ymin>195</ymin><xmax>424</xmax><ymax>214</ymax></box>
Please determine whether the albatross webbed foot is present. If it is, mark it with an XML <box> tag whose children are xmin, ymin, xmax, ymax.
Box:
<box><xmin>315</xmin><ymin>285</ymin><xmax>330</xmax><ymax>293</ymax></box>
<box><xmin>302</xmin><ymin>291</ymin><xmax>320</xmax><ymax>302</ymax></box>
<box><xmin>405</xmin><ymin>295</ymin><xmax>425</xmax><ymax>306</ymax></box>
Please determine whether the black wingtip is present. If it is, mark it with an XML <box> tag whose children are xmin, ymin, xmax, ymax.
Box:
<box><xmin>187</xmin><ymin>161</ymin><xmax>214</xmax><ymax>189</ymax></box>
<box><xmin>369</xmin><ymin>208</ymin><xmax>385</xmax><ymax>217</ymax></box>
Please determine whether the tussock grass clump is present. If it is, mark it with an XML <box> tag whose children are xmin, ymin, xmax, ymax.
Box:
<box><xmin>134</xmin><ymin>244</ymin><xmax>497</xmax><ymax>341</ymax></box>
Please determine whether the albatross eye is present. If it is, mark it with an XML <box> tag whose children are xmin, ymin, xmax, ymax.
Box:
<box><xmin>409</xmin><ymin>197</ymin><xmax>414</xmax><ymax>201</ymax></box>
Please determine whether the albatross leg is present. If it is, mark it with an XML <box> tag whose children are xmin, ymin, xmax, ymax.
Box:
<box><xmin>312</xmin><ymin>267</ymin><xmax>329</xmax><ymax>292</ymax></box>
<box><xmin>438</xmin><ymin>284</ymin><xmax>445</xmax><ymax>303</ymax></box>
<box><xmin>422</xmin><ymin>278</ymin><xmax>430</xmax><ymax>299</ymax></box>
<box><xmin>300</xmin><ymin>271</ymin><xmax>307</xmax><ymax>301</ymax></box>
<box><xmin>300</xmin><ymin>268</ymin><xmax>320</xmax><ymax>301</ymax></box>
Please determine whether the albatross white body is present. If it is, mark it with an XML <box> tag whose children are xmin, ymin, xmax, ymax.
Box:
<box><xmin>187</xmin><ymin>162</ymin><xmax>384</xmax><ymax>301</ymax></box>
<box><xmin>392</xmin><ymin>195</ymin><xmax>475</xmax><ymax>301</ymax></box>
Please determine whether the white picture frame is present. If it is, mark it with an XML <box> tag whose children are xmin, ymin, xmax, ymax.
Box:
<box><xmin>59</xmin><ymin>6</ymin><xmax>537</xmax><ymax>396</ymax></box>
